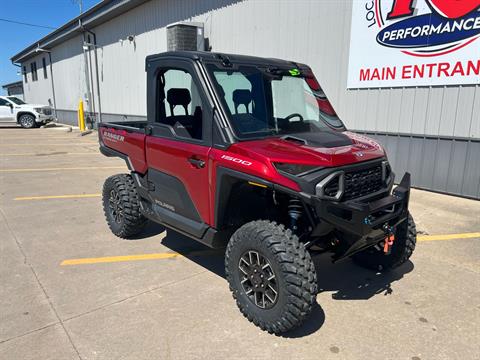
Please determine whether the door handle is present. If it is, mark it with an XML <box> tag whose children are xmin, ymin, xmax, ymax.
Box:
<box><xmin>188</xmin><ymin>157</ymin><xmax>205</xmax><ymax>169</ymax></box>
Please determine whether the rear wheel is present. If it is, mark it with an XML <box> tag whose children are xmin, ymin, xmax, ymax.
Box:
<box><xmin>19</xmin><ymin>114</ymin><xmax>36</xmax><ymax>129</ymax></box>
<box><xmin>225</xmin><ymin>220</ymin><xmax>318</xmax><ymax>334</ymax></box>
<box><xmin>353</xmin><ymin>212</ymin><xmax>416</xmax><ymax>271</ymax></box>
<box><xmin>102</xmin><ymin>174</ymin><xmax>147</xmax><ymax>238</ymax></box>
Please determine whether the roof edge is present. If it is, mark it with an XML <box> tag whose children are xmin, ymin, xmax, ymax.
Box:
<box><xmin>11</xmin><ymin>0</ymin><xmax>149</xmax><ymax>64</ymax></box>
<box><xmin>2</xmin><ymin>81</ymin><xmax>23</xmax><ymax>89</ymax></box>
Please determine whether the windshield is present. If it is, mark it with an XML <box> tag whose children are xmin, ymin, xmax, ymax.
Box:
<box><xmin>207</xmin><ymin>64</ymin><xmax>344</xmax><ymax>139</ymax></box>
<box><xmin>7</xmin><ymin>97</ymin><xmax>25</xmax><ymax>105</ymax></box>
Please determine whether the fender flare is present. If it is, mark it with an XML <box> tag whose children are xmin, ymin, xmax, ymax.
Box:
<box><xmin>214</xmin><ymin>166</ymin><xmax>316</xmax><ymax>230</ymax></box>
<box><xmin>16</xmin><ymin>111</ymin><xmax>37</xmax><ymax>123</ymax></box>
<box><xmin>99</xmin><ymin>143</ymin><xmax>134</xmax><ymax>171</ymax></box>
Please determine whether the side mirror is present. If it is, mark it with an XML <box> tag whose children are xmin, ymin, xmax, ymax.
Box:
<box><xmin>7</xmin><ymin>102</ymin><xmax>13</xmax><ymax>108</ymax></box>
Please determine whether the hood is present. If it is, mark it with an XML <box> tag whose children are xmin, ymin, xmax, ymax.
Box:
<box><xmin>230</xmin><ymin>131</ymin><xmax>385</xmax><ymax>167</ymax></box>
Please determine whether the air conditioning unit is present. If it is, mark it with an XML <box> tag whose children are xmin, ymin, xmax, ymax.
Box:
<box><xmin>166</xmin><ymin>22</ymin><xmax>204</xmax><ymax>51</ymax></box>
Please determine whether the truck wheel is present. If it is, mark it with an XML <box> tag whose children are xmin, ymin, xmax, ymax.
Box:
<box><xmin>353</xmin><ymin>212</ymin><xmax>416</xmax><ymax>271</ymax></box>
<box><xmin>19</xmin><ymin>114</ymin><xmax>36</xmax><ymax>129</ymax></box>
<box><xmin>225</xmin><ymin>220</ymin><xmax>318</xmax><ymax>334</ymax></box>
<box><xmin>102</xmin><ymin>174</ymin><xmax>147</xmax><ymax>238</ymax></box>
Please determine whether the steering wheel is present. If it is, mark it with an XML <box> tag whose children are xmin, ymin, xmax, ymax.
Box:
<box><xmin>284</xmin><ymin>113</ymin><xmax>304</xmax><ymax>122</ymax></box>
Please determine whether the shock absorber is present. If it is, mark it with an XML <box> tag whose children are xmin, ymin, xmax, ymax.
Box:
<box><xmin>288</xmin><ymin>198</ymin><xmax>303</xmax><ymax>233</ymax></box>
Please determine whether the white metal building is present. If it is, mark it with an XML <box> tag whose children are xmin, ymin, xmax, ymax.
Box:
<box><xmin>11</xmin><ymin>0</ymin><xmax>480</xmax><ymax>199</ymax></box>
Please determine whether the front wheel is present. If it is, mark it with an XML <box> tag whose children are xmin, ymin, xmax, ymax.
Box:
<box><xmin>102</xmin><ymin>174</ymin><xmax>148</xmax><ymax>238</ymax></box>
<box><xmin>225</xmin><ymin>220</ymin><xmax>318</xmax><ymax>334</ymax></box>
<box><xmin>353</xmin><ymin>212</ymin><xmax>416</xmax><ymax>271</ymax></box>
<box><xmin>19</xmin><ymin>114</ymin><xmax>36</xmax><ymax>129</ymax></box>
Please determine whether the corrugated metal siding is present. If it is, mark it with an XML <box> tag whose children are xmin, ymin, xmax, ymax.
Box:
<box><xmin>23</xmin><ymin>0</ymin><xmax>479</xmax><ymax>138</ymax></box>
<box><xmin>22</xmin><ymin>53</ymin><xmax>54</xmax><ymax>105</ymax></box>
<box><xmin>22</xmin><ymin>34</ymin><xmax>87</xmax><ymax>112</ymax></box>
<box><xmin>19</xmin><ymin>0</ymin><xmax>480</xmax><ymax>198</ymax></box>
<box><xmin>360</xmin><ymin>133</ymin><xmax>480</xmax><ymax>199</ymax></box>
<box><xmin>51</xmin><ymin>35</ymin><xmax>87</xmax><ymax>111</ymax></box>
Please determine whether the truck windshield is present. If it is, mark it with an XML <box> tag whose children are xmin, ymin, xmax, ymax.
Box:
<box><xmin>206</xmin><ymin>64</ymin><xmax>344</xmax><ymax>140</ymax></box>
<box><xmin>7</xmin><ymin>97</ymin><xmax>26</xmax><ymax>105</ymax></box>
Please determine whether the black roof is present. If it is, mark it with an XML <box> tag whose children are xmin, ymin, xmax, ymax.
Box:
<box><xmin>146</xmin><ymin>51</ymin><xmax>310</xmax><ymax>69</ymax></box>
<box><xmin>2</xmin><ymin>81</ymin><xmax>23</xmax><ymax>89</ymax></box>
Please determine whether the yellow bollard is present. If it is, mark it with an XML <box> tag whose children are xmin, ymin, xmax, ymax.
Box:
<box><xmin>78</xmin><ymin>100</ymin><xmax>85</xmax><ymax>131</ymax></box>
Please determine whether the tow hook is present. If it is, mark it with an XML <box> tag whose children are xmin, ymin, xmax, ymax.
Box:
<box><xmin>382</xmin><ymin>224</ymin><xmax>395</xmax><ymax>255</ymax></box>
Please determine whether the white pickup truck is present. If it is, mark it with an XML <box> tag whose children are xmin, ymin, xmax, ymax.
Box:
<box><xmin>0</xmin><ymin>96</ymin><xmax>55</xmax><ymax>128</ymax></box>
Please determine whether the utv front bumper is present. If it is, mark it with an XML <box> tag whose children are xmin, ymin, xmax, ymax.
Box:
<box><xmin>311</xmin><ymin>173</ymin><xmax>411</xmax><ymax>260</ymax></box>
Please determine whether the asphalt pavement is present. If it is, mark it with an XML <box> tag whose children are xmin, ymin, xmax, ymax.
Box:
<box><xmin>1</xmin><ymin>124</ymin><xmax>479</xmax><ymax>360</ymax></box>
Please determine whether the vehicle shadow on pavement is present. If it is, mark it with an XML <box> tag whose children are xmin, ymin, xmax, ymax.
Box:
<box><xmin>281</xmin><ymin>302</ymin><xmax>326</xmax><ymax>338</ymax></box>
<box><xmin>312</xmin><ymin>253</ymin><xmax>415</xmax><ymax>300</ymax></box>
<box><xmin>159</xmin><ymin>229</ymin><xmax>327</xmax><ymax>337</ymax></box>
<box><xmin>128</xmin><ymin>222</ymin><xmax>168</xmax><ymax>240</ymax></box>
<box><xmin>159</xmin><ymin>228</ymin><xmax>227</xmax><ymax>278</ymax></box>
<box><xmin>139</xmin><ymin>225</ymin><xmax>412</xmax><ymax>338</ymax></box>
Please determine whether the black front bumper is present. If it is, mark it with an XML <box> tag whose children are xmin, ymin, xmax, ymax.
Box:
<box><xmin>312</xmin><ymin>173</ymin><xmax>411</xmax><ymax>260</ymax></box>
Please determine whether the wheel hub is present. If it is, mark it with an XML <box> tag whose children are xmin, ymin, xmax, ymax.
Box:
<box><xmin>108</xmin><ymin>189</ymin><xmax>123</xmax><ymax>223</ymax></box>
<box><xmin>22</xmin><ymin>117</ymin><xmax>34</xmax><ymax>127</ymax></box>
<box><xmin>238</xmin><ymin>250</ymin><xmax>278</xmax><ymax>309</ymax></box>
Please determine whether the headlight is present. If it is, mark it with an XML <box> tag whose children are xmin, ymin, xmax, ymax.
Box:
<box><xmin>274</xmin><ymin>162</ymin><xmax>320</xmax><ymax>175</ymax></box>
<box><xmin>34</xmin><ymin>108</ymin><xmax>42</xmax><ymax>113</ymax></box>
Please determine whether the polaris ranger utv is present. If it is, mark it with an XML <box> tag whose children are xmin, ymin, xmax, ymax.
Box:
<box><xmin>99</xmin><ymin>51</ymin><xmax>416</xmax><ymax>334</ymax></box>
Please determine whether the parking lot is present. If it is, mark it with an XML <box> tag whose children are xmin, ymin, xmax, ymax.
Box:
<box><xmin>0</xmin><ymin>125</ymin><xmax>479</xmax><ymax>360</ymax></box>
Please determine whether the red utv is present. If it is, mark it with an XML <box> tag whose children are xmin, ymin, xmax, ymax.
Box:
<box><xmin>98</xmin><ymin>51</ymin><xmax>416</xmax><ymax>334</ymax></box>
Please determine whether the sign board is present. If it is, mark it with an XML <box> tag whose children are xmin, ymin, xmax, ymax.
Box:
<box><xmin>347</xmin><ymin>0</ymin><xmax>480</xmax><ymax>88</ymax></box>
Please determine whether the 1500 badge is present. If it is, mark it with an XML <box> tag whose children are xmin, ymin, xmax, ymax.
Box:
<box><xmin>221</xmin><ymin>155</ymin><xmax>252</xmax><ymax>166</ymax></box>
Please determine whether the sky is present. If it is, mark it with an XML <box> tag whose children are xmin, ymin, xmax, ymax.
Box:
<box><xmin>0</xmin><ymin>0</ymin><xmax>99</xmax><ymax>94</ymax></box>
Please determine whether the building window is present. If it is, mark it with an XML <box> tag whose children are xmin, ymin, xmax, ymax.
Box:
<box><xmin>30</xmin><ymin>62</ymin><xmax>38</xmax><ymax>82</ymax></box>
<box><xmin>42</xmin><ymin>58</ymin><xmax>48</xmax><ymax>79</ymax></box>
<box><xmin>23</xmin><ymin>66</ymin><xmax>27</xmax><ymax>83</ymax></box>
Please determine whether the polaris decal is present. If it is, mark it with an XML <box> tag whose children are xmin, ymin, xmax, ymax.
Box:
<box><xmin>347</xmin><ymin>0</ymin><xmax>480</xmax><ymax>88</ymax></box>
<box><xmin>154</xmin><ymin>199</ymin><xmax>175</xmax><ymax>212</ymax></box>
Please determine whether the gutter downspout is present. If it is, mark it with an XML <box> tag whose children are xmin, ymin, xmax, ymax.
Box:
<box><xmin>80</xmin><ymin>21</ymin><xmax>93</xmax><ymax>122</ymax></box>
<box><xmin>81</xmin><ymin>26</ymin><xmax>102</xmax><ymax>125</ymax></box>
<box><xmin>86</xmin><ymin>34</ymin><xmax>96</xmax><ymax>117</ymax></box>
<box><xmin>47</xmin><ymin>52</ymin><xmax>58</xmax><ymax>120</ymax></box>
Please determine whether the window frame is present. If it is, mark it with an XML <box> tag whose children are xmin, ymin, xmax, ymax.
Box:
<box><xmin>23</xmin><ymin>66</ymin><xmax>28</xmax><ymax>83</ymax></box>
<box><xmin>42</xmin><ymin>57</ymin><xmax>48</xmax><ymax>79</ymax></box>
<box><xmin>0</xmin><ymin>98</ymin><xmax>10</xmax><ymax>106</ymax></box>
<box><xmin>204</xmin><ymin>62</ymin><xmax>346</xmax><ymax>141</ymax></box>
<box><xmin>146</xmin><ymin>59</ymin><xmax>213</xmax><ymax>146</ymax></box>
<box><xmin>30</xmin><ymin>61</ymin><xmax>38</xmax><ymax>82</ymax></box>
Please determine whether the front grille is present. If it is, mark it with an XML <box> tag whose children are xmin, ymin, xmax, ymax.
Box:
<box><xmin>43</xmin><ymin>108</ymin><xmax>52</xmax><ymax>115</ymax></box>
<box><xmin>343</xmin><ymin>164</ymin><xmax>383</xmax><ymax>200</ymax></box>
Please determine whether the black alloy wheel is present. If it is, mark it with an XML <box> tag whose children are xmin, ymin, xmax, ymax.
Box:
<box><xmin>102</xmin><ymin>174</ymin><xmax>148</xmax><ymax>238</ymax></box>
<box><xmin>238</xmin><ymin>250</ymin><xmax>278</xmax><ymax>309</ymax></box>
<box><xmin>108</xmin><ymin>189</ymin><xmax>123</xmax><ymax>223</ymax></box>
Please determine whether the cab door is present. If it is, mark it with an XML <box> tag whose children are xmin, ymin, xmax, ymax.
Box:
<box><xmin>145</xmin><ymin>59</ymin><xmax>213</xmax><ymax>238</ymax></box>
<box><xmin>0</xmin><ymin>98</ymin><xmax>15</xmax><ymax>121</ymax></box>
